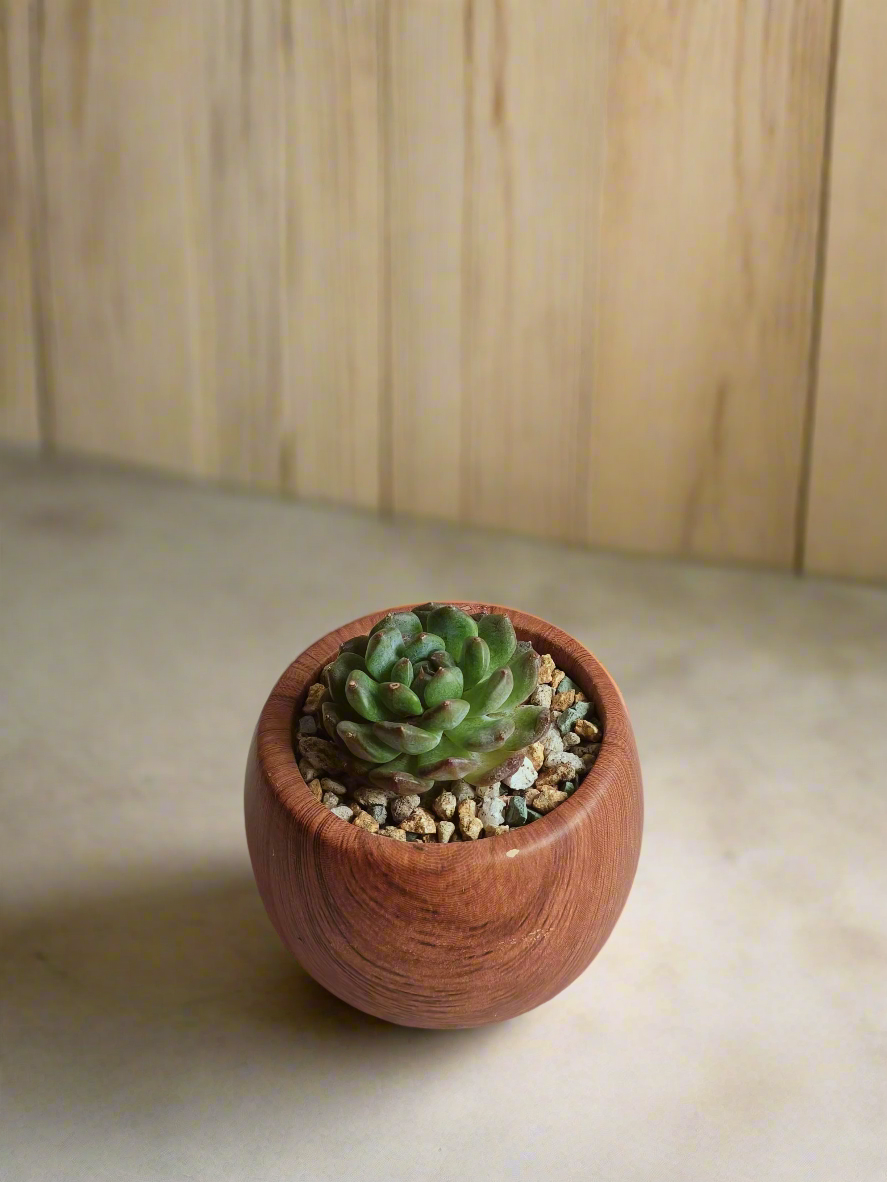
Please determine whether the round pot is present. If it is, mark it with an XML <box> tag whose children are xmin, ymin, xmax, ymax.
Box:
<box><xmin>244</xmin><ymin>603</ymin><xmax>643</xmax><ymax>1029</ymax></box>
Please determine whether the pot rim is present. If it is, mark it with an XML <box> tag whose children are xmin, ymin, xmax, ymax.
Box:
<box><xmin>253</xmin><ymin>601</ymin><xmax>639</xmax><ymax>861</ymax></box>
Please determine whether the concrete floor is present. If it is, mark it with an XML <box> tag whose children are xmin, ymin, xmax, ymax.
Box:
<box><xmin>2</xmin><ymin>450</ymin><xmax>886</xmax><ymax>1182</ymax></box>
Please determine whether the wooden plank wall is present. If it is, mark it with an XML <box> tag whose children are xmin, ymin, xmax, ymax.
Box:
<box><xmin>0</xmin><ymin>0</ymin><xmax>40</xmax><ymax>444</ymax></box>
<box><xmin>3</xmin><ymin>0</ymin><xmax>885</xmax><ymax>582</ymax></box>
<box><xmin>805</xmin><ymin>0</ymin><xmax>887</xmax><ymax>582</ymax></box>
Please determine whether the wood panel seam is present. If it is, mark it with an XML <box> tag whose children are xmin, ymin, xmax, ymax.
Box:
<box><xmin>27</xmin><ymin>0</ymin><xmax>55</xmax><ymax>451</ymax></box>
<box><xmin>377</xmin><ymin>0</ymin><xmax>394</xmax><ymax>514</ymax></box>
<box><xmin>796</xmin><ymin>0</ymin><xmax>845</xmax><ymax>574</ymax></box>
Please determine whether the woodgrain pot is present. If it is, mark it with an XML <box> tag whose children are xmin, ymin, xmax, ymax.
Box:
<box><xmin>244</xmin><ymin>603</ymin><xmax>643</xmax><ymax>1029</ymax></box>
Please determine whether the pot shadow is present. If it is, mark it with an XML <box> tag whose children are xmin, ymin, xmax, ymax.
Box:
<box><xmin>1</xmin><ymin>861</ymin><xmax>505</xmax><ymax>1131</ymax></box>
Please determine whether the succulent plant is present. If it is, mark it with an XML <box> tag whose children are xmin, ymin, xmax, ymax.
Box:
<box><xmin>318</xmin><ymin>604</ymin><xmax>550</xmax><ymax>795</ymax></box>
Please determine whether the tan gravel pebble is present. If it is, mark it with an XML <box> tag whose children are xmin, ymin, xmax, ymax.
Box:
<box><xmin>528</xmin><ymin>742</ymin><xmax>545</xmax><ymax>771</ymax></box>
<box><xmin>380</xmin><ymin>826</ymin><xmax>407</xmax><ymax>840</ymax></box>
<box><xmin>533</xmin><ymin>788</ymin><xmax>569</xmax><ymax>813</ymax></box>
<box><xmin>550</xmin><ymin>668</ymin><xmax>566</xmax><ymax>691</ymax></box>
<box><xmin>306</xmin><ymin>780</ymin><xmax>323</xmax><ymax>801</ymax></box>
<box><xmin>462</xmin><ymin>818</ymin><xmax>484</xmax><ymax>841</ymax></box>
<box><xmin>304</xmin><ymin>683</ymin><xmax>328</xmax><ymax>712</ymax></box>
<box><xmin>539</xmin><ymin>753</ymin><xmax>584</xmax><ymax>784</ymax></box>
<box><xmin>320</xmin><ymin>777</ymin><xmax>348</xmax><ymax>796</ymax></box>
<box><xmin>575</xmin><ymin>718</ymin><xmax>601</xmax><ymax>741</ymax></box>
<box><xmin>400</xmin><ymin>807</ymin><xmax>436</xmax><ymax>835</ymax></box>
<box><xmin>457</xmin><ymin>799</ymin><xmax>478</xmax><ymax>836</ymax></box>
<box><xmin>538</xmin><ymin>654</ymin><xmax>556</xmax><ymax>684</ymax></box>
<box><xmin>552</xmin><ymin>689</ymin><xmax>576</xmax><ymax>710</ymax></box>
<box><xmin>433</xmin><ymin>791</ymin><xmax>457</xmax><ymax>820</ymax></box>
<box><xmin>352</xmin><ymin>808</ymin><xmax>380</xmax><ymax>832</ymax></box>
<box><xmin>436</xmin><ymin>821</ymin><xmax>456</xmax><ymax>844</ymax></box>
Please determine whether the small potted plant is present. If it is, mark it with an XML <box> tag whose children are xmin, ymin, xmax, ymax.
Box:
<box><xmin>245</xmin><ymin>603</ymin><xmax>642</xmax><ymax>1028</ymax></box>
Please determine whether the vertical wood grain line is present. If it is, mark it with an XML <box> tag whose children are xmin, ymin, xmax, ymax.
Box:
<box><xmin>795</xmin><ymin>0</ymin><xmax>844</xmax><ymax>574</ymax></box>
<box><xmin>27</xmin><ymin>0</ymin><xmax>55</xmax><ymax>451</ymax></box>
<box><xmin>578</xmin><ymin>0</ymin><xmax>607</xmax><ymax>545</ymax></box>
<box><xmin>377</xmin><ymin>0</ymin><xmax>393</xmax><ymax>513</ymax></box>
<box><xmin>458</xmin><ymin>0</ymin><xmax>474</xmax><ymax>523</ymax></box>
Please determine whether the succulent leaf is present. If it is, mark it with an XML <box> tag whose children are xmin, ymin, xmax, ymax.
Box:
<box><xmin>447</xmin><ymin>713</ymin><xmax>516</xmax><ymax>752</ymax></box>
<box><xmin>389</xmin><ymin>657</ymin><xmax>414</xmax><ymax>686</ymax></box>
<box><xmin>428</xmin><ymin>649</ymin><xmax>457</xmax><ymax>669</ymax></box>
<box><xmin>323</xmin><ymin>652</ymin><xmax>364</xmax><ymax>707</ymax></box>
<box><xmin>345</xmin><ymin>669</ymin><xmax>391</xmax><ymax>722</ymax></box>
<box><xmin>368</xmin><ymin>767</ymin><xmax>435</xmax><ymax>795</ymax></box>
<box><xmin>401</xmin><ymin>632</ymin><xmax>448</xmax><ymax>663</ymax></box>
<box><xmin>416</xmin><ymin>699</ymin><xmax>471</xmax><ymax>731</ymax></box>
<box><xmin>337</xmin><ymin>720</ymin><xmax>400</xmax><ymax>762</ymax></box>
<box><xmin>477</xmin><ymin>613</ymin><xmax>517</xmax><ymax>671</ymax></box>
<box><xmin>505</xmin><ymin>704</ymin><xmax>550</xmax><ymax>749</ymax></box>
<box><xmin>413</xmin><ymin>735</ymin><xmax>480</xmax><ymax>780</ymax></box>
<box><xmin>423</xmin><ymin>664</ymin><xmax>464</xmax><ymax>707</ymax></box>
<box><xmin>364</xmin><ymin>627</ymin><xmax>405</xmax><ymax>680</ymax></box>
<box><xmin>340</xmin><ymin>634</ymin><xmax>370</xmax><ymax>656</ymax></box>
<box><xmin>373</xmin><ymin>720</ymin><xmax>443</xmax><ymax>755</ymax></box>
<box><xmin>369</xmin><ymin>611</ymin><xmax>423</xmax><ymax>641</ymax></box>
<box><xmin>412</xmin><ymin>602</ymin><xmax>445</xmax><ymax>629</ymax></box>
<box><xmin>321</xmin><ymin>700</ymin><xmax>342</xmax><ymax>739</ymax></box>
<box><xmin>504</xmin><ymin>642</ymin><xmax>541</xmax><ymax>708</ymax></box>
<box><xmin>463</xmin><ymin>665</ymin><xmax>514</xmax><ymax>714</ymax></box>
<box><xmin>426</xmin><ymin>605</ymin><xmax>479</xmax><ymax>661</ymax></box>
<box><xmin>461</xmin><ymin>635</ymin><xmax>491</xmax><ymax>689</ymax></box>
<box><xmin>377</xmin><ymin>680</ymin><xmax>423</xmax><ymax>717</ymax></box>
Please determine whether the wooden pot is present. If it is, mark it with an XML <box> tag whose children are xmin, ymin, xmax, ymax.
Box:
<box><xmin>244</xmin><ymin>603</ymin><xmax>643</xmax><ymax>1029</ymax></box>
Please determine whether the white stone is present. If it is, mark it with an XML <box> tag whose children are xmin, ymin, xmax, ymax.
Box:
<box><xmin>478</xmin><ymin>797</ymin><xmax>506</xmax><ymax>833</ymax></box>
<box><xmin>321</xmin><ymin>792</ymin><xmax>340</xmax><ymax>808</ymax></box>
<box><xmin>330</xmin><ymin>806</ymin><xmax>353</xmax><ymax>821</ymax></box>
<box><xmin>529</xmin><ymin>683</ymin><xmax>553</xmax><ymax>708</ymax></box>
<box><xmin>556</xmin><ymin>751</ymin><xmax>584</xmax><ymax>776</ymax></box>
<box><xmin>453</xmin><ymin>782</ymin><xmax>475</xmax><ymax>803</ymax></box>
<box><xmin>542</xmin><ymin>727</ymin><xmax>565</xmax><ymax>765</ymax></box>
<box><xmin>503</xmin><ymin>757</ymin><xmax>538</xmax><ymax>793</ymax></box>
<box><xmin>475</xmin><ymin>781</ymin><xmax>501</xmax><ymax>801</ymax></box>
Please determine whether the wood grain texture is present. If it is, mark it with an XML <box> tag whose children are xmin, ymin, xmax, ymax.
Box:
<box><xmin>182</xmin><ymin>1</ymin><xmax>286</xmax><ymax>485</ymax></box>
<box><xmin>587</xmin><ymin>1</ymin><xmax>836</xmax><ymax>565</ymax></box>
<box><xmin>0</xmin><ymin>0</ymin><xmax>40</xmax><ymax>445</ymax></box>
<box><xmin>244</xmin><ymin>603</ymin><xmax>643</xmax><ymax>1029</ymax></box>
<box><xmin>805</xmin><ymin>1</ymin><xmax>887</xmax><ymax>581</ymax></box>
<box><xmin>37</xmin><ymin>0</ymin><xmax>202</xmax><ymax>473</ymax></box>
<box><xmin>459</xmin><ymin>1</ymin><xmax>603</xmax><ymax>537</ymax></box>
<box><xmin>385</xmin><ymin>0</ymin><xmax>465</xmax><ymax>517</ymax></box>
<box><xmin>280</xmin><ymin>0</ymin><xmax>382</xmax><ymax>508</ymax></box>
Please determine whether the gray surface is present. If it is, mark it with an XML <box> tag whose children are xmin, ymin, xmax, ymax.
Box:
<box><xmin>2</xmin><ymin>451</ymin><xmax>886</xmax><ymax>1182</ymax></box>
